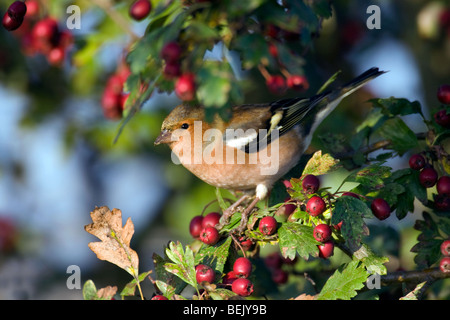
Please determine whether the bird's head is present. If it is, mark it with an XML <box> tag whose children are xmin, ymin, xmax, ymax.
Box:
<box><xmin>154</xmin><ymin>104</ymin><xmax>205</xmax><ymax>148</ymax></box>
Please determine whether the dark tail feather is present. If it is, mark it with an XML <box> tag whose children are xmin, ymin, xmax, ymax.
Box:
<box><xmin>337</xmin><ymin>67</ymin><xmax>386</xmax><ymax>98</ymax></box>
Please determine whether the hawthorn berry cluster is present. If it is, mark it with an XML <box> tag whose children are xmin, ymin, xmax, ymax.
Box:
<box><xmin>440</xmin><ymin>239</ymin><xmax>450</xmax><ymax>273</ymax></box>
<box><xmin>194</xmin><ymin>255</ymin><xmax>254</xmax><ymax>297</ymax></box>
<box><xmin>101</xmin><ymin>64</ymin><xmax>131</xmax><ymax>120</ymax></box>
<box><xmin>2</xmin><ymin>1</ymin><xmax>73</xmax><ymax>66</ymax></box>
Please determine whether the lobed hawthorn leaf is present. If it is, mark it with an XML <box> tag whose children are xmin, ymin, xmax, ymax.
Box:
<box><xmin>331</xmin><ymin>196</ymin><xmax>373</xmax><ymax>250</ymax></box>
<box><xmin>375</xmin><ymin>117</ymin><xmax>419</xmax><ymax>156</ymax></box>
<box><xmin>411</xmin><ymin>212</ymin><xmax>447</xmax><ymax>268</ymax></box>
<box><xmin>153</xmin><ymin>253</ymin><xmax>186</xmax><ymax>297</ymax></box>
<box><xmin>278</xmin><ymin>222</ymin><xmax>320</xmax><ymax>260</ymax></box>
<box><xmin>316</xmin><ymin>260</ymin><xmax>368</xmax><ymax>300</ymax></box>
<box><xmin>84</xmin><ymin>206</ymin><xmax>139</xmax><ymax>278</ymax></box>
<box><xmin>164</xmin><ymin>241</ymin><xmax>198</xmax><ymax>290</ymax></box>
<box><xmin>369</xmin><ymin>97</ymin><xmax>423</xmax><ymax>117</ymax></box>
<box><xmin>344</xmin><ymin>164</ymin><xmax>392</xmax><ymax>193</ymax></box>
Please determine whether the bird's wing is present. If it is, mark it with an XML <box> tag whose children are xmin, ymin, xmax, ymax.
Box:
<box><xmin>223</xmin><ymin>96</ymin><xmax>325</xmax><ymax>153</ymax></box>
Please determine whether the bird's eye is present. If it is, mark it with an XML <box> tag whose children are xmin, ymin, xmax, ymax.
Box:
<box><xmin>181</xmin><ymin>123</ymin><xmax>189</xmax><ymax>129</ymax></box>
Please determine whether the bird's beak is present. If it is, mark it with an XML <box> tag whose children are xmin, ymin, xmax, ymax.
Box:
<box><xmin>154</xmin><ymin>129</ymin><xmax>172</xmax><ymax>145</ymax></box>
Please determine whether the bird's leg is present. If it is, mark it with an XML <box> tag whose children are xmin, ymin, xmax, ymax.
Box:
<box><xmin>235</xmin><ymin>196</ymin><xmax>260</xmax><ymax>234</ymax></box>
<box><xmin>217</xmin><ymin>194</ymin><xmax>249</xmax><ymax>230</ymax></box>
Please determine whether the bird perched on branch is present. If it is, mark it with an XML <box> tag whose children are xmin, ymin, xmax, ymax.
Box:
<box><xmin>155</xmin><ymin>67</ymin><xmax>385</xmax><ymax>232</ymax></box>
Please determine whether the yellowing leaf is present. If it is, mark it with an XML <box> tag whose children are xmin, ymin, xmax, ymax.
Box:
<box><xmin>85</xmin><ymin>206</ymin><xmax>139</xmax><ymax>277</ymax></box>
<box><xmin>302</xmin><ymin>150</ymin><xmax>340</xmax><ymax>176</ymax></box>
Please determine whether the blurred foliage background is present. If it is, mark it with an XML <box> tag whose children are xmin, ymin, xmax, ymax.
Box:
<box><xmin>0</xmin><ymin>0</ymin><xmax>449</xmax><ymax>299</ymax></box>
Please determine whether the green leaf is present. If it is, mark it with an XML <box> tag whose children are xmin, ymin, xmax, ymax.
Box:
<box><xmin>278</xmin><ymin>222</ymin><xmax>320</xmax><ymax>260</ymax></box>
<box><xmin>153</xmin><ymin>253</ymin><xmax>187</xmax><ymax>296</ymax></box>
<box><xmin>400</xmin><ymin>281</ymin><xmax>427</xmax><ymax>300</ymax></box>
<box><xmin>197</xmin><ymin>62</ymin><xmax>234</xmax><ymax>108</ymax></box>
<box><xmin>209</xmin><ymin>288</ymin><xmax>240</xmax><ymax>300</ymax></box>
<box><xmin>331</xmin><ymin>196</ymin><xmax>373</xmax><ymax>250</ymax></box>
<box><xmin>194</xmin><ymin>237</ymin><xmax>233</xmax><ymax>274</ymax></box>
<box><xmin>316</xmin><ymin>260</ymin><xmax>368</xmax><ymax>300</ymax></box>
<box><xmin>120</xmin><ymin>270</ymin><xmax>152</xmax><ymax>297</ymax></box>
<box><xmin>82</xmin><ymin>280</ymin><xmax>98</xmax><ymax>301</ymax></box>
<box><xmin>344</xmin><ymin>164</ymin><xmax>392</xmax><ymax>194</ymax></box>
<box><xmin>375</xmin><ymin>118</ymin><xmax>419</xmax><ymax>155</ymax></box>
<box><xmin>370</xmin><ymin>97</ymin><xmax>423</xmax><ymax>117</ymax></box>
<box><xmin>352</xmin><ymin>244</ymin><xmax>388</xmax><ymax>275</ymax></box>
<box><xmin>163</xmin><ymin>242</ymin><xmax>198</xmax><ymax>290</ymax></box>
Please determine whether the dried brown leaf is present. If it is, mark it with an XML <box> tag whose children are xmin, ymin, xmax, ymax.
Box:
<box><xmin>85</xmin><ymin>206</ymin><xmax>139</xmax><ymax>277</ymax></box>
<box><xmin>97</xmin><ymin>286</ymin><xmax>118</xmax><ymax>300</ymax></box>
<box><xmin>293</xmin><ymin>293</ymin><xmax>316</xmax><ymax>300</ymax></box>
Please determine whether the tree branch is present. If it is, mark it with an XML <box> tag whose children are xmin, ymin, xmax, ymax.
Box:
<box><xmin>380</xmin><ymin>267</ymin><xmax>450</xmax><ymax>286</ymax></box>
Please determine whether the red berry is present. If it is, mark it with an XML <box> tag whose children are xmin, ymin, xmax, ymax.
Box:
<box><xmin>306</xmin><ymin>196</ymin><xmax>326</xmax><ymax>217</ymax></box>
<box><xmin>440</xmin><ymin>257</ymin><xmax>450</xmax><ymax>273</ymax></box>
<box><xmin>32</xmin><ymin>17</ymin><xmax>58</xmax><ymax>39</ymax></box>
<box><xmin>342</xmin><ymin>192</ymin><xmax>360</xmax><ymax>199</ymax></box>
<box><xmin>437</xmin><ymin>176</ymin><xmax>450</xmax><ymax>195</ymax></box>
<box><xmin>371</xmin><ymin>198</ymin><xmax>391</xmax><ymax>220</ymax></box>
<box><xmin>266</xmin><ymin>75</ymin><xmax>286</xmax><ymax>95</ymax></box>
<box><xmin>409</xmin><ymin>154</ymin><xmax>426</xmax><ymax>170</ymax></box>
<box><xmin>287</xmin><ymin>75</ymin><xmax>309</xmax><ymax>92</ymax></box>
<box><xmin>129</xmin><ymin>0</ymin><xmax>152</xmax><ymax>21</ymax></box>
<box><xmin>434</xmin><ymin>109</ymin><xmax>450</xmax><ymax>128</ymax></box>
<box><xmin>151</xmin><ymin>295</ymin><xmax>168</xmax><ymax>300</ymax></box>
<box><xmin>318</xmin><ymin>241</ymin><xmax>334</xmax><ymax>259</ymax></box>
<box><xmin>302</xmin><ymin>174</ymin><xmax>320</xmax><ymax>194</ymax></box>
<box><xmin>313</xmin><ymin>224</ymin><xmax>332</xmax><ymax>242</ymax></box>
<box><xmin>233</xmin><ymin>257</ymin><xmax>252</xmax><ymax>278</ymax></box>
<box><xmin>47</xmin><ymin>46</ymin><xmax>65</xmax><ymax>66</ymax></box>
<box><xmin>195</xmin><ymin>264</ymin><xmax>215</xmax><ymax>283</ymax></box>
<box><xmin>280</xmin><ymin>199</ymin><xmax>296</xmax><ymax>216</ymax></box>
<box><xmin>25</xmin><ymin>0</ymin><xmax>40</xmax><ymax>18</ymax></box>
<box><xmin>259</xmin><ymin>216</ymin><xmax>277</xmax><ymax>235</ymax></box>
<box><xmin>8</xmin><ymin>1</ymin><xmax>27</xmax><ymax>20</ymax></box>
<box><xmin>441</xmin><ymin>240</ymin><xmax>450</xmax><ymax>256</ymax></box>
<box><xmin>163</xmin><ymin>61</ymin><xmax>181</xmax><ymax>79</ymax></box>
<box><xmin>106</xmin><ymin>75</ymin><xmax>124</xmax><ymax>95</ymax></box>
<box><xmin>175</xmin><ymin>73</ymin><xmax>196</xmax><ymax>101</ymax></box>
<box><xmin>201</xmin><ymin>212</ymin><xmax>221</xmax><ymax>229</ymax></box>
<box><xmin>32</xmin><ymin>18</ymin><xmax>59</xmax><ymax>51</ymax></box>
<box><xmin>222</xmin><ymin>271</ymin><xmax>238</xmax><ymax>285</ymax></box>
<box><xmin>189</xmin><ymin>215</ymin><xmax>204</xmax><ymax>238</ymax></box>
<box><xmin>101</xmin><ymin>89</ymin><xmax>121</xmax><ymax>112</ymax></box>
<box><xmin>419</xmin><ymin>167</ymin><xmax>438</xmax><ymax>188</ymax></box>
<box><xmin>161</xmin><ymin>41</ymin><xmax>182</xmax><ymax>62</ymax></box>
<box><xmin>231</xmin><ymin>278</ymin><xmax>254</xmax><ymax>297</ymax></box>
<box><xmin>264</xmin><ymin>252</ymin><xmax>283</xmax><ymax>270</ymax></box>
<box><xmin>271</xmin><ymin>269</ymin><xmax>288</xmax><ymax>285</ymax></box>
<box><xmin>437</xmin><ymin>84</ymin><xmax>450</xmax><ymax>105</ymax></box>
<box><xmin>199</xmin><ymin>226</ymin><xmax>220</xmax><ymax>245</ymax></box>
<box><xmin>2</xmin><ymin>12</ymin><xmax>23</xmax><ymax>31</ymax></box>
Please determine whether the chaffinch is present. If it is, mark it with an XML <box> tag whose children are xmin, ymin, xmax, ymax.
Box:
<box><xmin>155</xmin><ymin>67</ymin><xmax>384</xmax><ymax>232</ymax></box>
